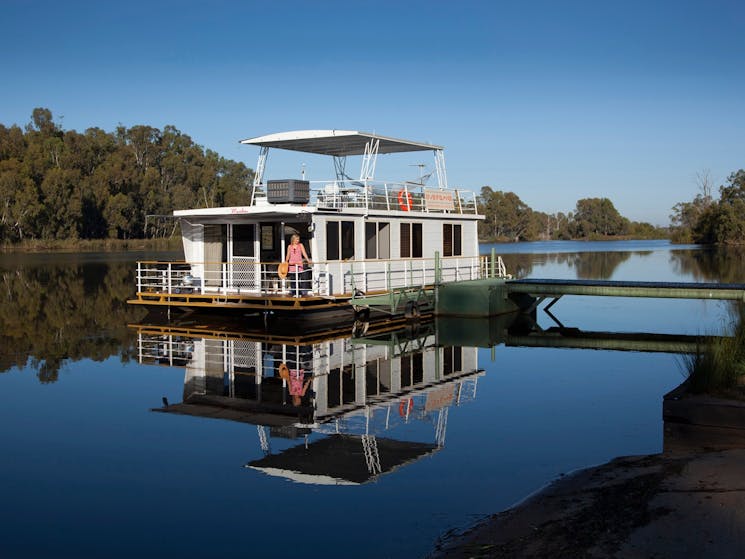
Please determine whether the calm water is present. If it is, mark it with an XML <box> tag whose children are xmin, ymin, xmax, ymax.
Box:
<box><xmin>0</xmin><ymin>241</ymin><xmax>741</xmax><ymax>559</ymax></box>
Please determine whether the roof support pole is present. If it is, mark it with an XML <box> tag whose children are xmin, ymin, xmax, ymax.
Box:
<box><xmin>359</xmin><ymin>139</ymin><xmax>380</xmax><ymax>181</ymax></box>
<box><xmin>333</xmin><ymin>155</ymin><xmax>348</xmax><ymax>182</ymax></box>
<box><xmin>251</xmin><ymin>146</ymin><xmax>269</xmax><ymax>205</ymax></box>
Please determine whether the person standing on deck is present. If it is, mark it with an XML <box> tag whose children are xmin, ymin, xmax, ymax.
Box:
<box><xmin>285</xmin><ymin>234</ymin><xmax>311</xmax><ymax>272</ymax></box>
<box><xmin>285</xmin><ymin>234</ymin><xmax>312</xmax><ymax>294</ymax></box>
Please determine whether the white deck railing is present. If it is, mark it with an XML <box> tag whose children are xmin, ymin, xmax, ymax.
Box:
<box><xmin>135</xmin><ymin>255</ymin><xmax>509</xmax><ymax>299</ymax></box>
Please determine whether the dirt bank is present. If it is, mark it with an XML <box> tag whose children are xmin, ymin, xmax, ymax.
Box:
<box><xmin>430</xmin><ymin>449</ymin><xmax>745</xmax><ymax>559</ymax></box>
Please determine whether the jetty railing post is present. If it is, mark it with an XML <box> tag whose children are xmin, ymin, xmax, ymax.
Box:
<box><xmin>167</xmin><ymin>263</ymin><xmax>172</xmax><ymax>293</ymax></box>
<box><xmin>490</xmin><ymin>248</ymin><xmax>496</xmax><ymax>278</ymax></box>
<box><xmin>137</xmin><ymin>262</ymin><xmax>142</xmax><ymax>293</ymax></box>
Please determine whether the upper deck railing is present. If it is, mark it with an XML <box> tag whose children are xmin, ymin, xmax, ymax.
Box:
<box><xmin>252</xmin><ymin>180</ymin><xmax>480</xmax><ymax>215</ymax></box>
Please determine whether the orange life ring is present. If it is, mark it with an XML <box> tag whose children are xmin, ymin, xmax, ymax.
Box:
<box><xmin>397</xmin><ymin>190</ymin><xmax>413</xmax><ymax>211</ymax></box>
<box><xmin>399</xmin><ymin>398</ymin><xmax>413</xmax><ymax>416</ymax></box>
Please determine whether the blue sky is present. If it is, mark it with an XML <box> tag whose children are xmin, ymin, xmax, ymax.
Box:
<box><xmin>2</xmin><ymin>0</ymin><xmax>744</xmax><ymax>225</ymax></box>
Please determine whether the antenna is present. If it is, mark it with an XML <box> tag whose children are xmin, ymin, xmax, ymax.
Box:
<box><xmin>408</xmin><ymin>164</ymin><xmax>432</xmax><ymax>185</ymax></box>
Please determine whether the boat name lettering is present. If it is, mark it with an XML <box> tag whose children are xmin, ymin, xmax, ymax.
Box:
<box><xmin>424</xmin><ymin>189</ymin><xmax>455</xmax><ymax>211</ymax></box>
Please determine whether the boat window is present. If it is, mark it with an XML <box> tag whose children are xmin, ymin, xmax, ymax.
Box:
<box><xmin>342</xmin><ymin>222</ymin><xmax>355</xmax><ymax>260</ymax></box>
<box><xmin>400</xmin><ymin>223</ymin><xmax>422</xmax><ymax>258</ymax></box>
<box><xmin>326</xmin><ymin>222</ymin><xmax>339</xmax><ymax>260</ymax></box>
<box><xmin>443</xmin><ymin>224</ymin><xmax>462</xmax><ymax>257</ymax></box>
<box><xmin>401</xmin><ymin>353</ymin><xmax>424</xmax><ymax>388</ymax></box>
<box><xmin>443</xmin><ymin>347</ymin><xmax>463</xmax><ymax>375</ymax></box>
<box><xmin>233</xmin><ymin>224</ymin><xmax>255</xmax><ymax>257</ymax></box>
<box><xmin>327</xmin><ymin>364</ymin><xmax>356</xmax><ymax>408</ymax></box>
<box><xmin>365</xmin><ymin>222</ymin><xmax>390</xmax><ymax>259</ymax></box>
<box><xmin>326</xmin><ymin>220</ymin><xmax>355</xmax><ymax>261</ymax></box>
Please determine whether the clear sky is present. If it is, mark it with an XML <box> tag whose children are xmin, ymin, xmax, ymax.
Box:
<box><xmin>2</xmin><ymin>0</ymin><xmax>744</xmax><ymax>225</ymax></box>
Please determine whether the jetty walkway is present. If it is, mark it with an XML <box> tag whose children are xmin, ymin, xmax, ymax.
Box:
<box><xmin>507</xmin><ymin>278</ymin><xmax>745</xmax><ymax>301</ymax></box>
<box><xmin>503</xmin><ymin>278</ymin><xmax>745</xmax><ymax>315</ymax></box>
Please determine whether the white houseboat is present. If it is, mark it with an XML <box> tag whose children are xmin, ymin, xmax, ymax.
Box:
<box><xmin>128</xmin><ymin>130</ymin><xmax>508</xmax><ymax>318</ymax></box>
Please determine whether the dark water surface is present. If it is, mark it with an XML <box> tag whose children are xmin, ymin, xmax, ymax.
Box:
<box><xmin>0</xmin><ymin>241</ymin><xmax>741</xmax><ymax>558</ymax></box>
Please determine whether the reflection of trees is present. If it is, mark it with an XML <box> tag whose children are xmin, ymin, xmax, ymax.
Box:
<box><xmin>501</xmin><ymin>251</ymin><xmax>633</xmax><ymax>280</ymax></box>
<box><xmin>670</xmin><ymin>246</ymin><xmax>745</xmax><ymax>284</ymax></box>
<box><xmin>501</xmin><ymin>254</ymin><xmax>536</xmax><ymax>279</ymax></box>
<box><xmin>564</xmin><ymin>251</ymin><xmax>632</xmax><ymax>279</ymax></box>
<box><xmin>0</xmin><ymin>260</ymin><xmax>146</xmax><ymax>382</ymax></box>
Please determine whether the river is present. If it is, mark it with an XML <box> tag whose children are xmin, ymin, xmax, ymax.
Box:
<box><xmin>0</xmin><ymin>240</ymin><xmax>741</xmax><ymax>558</ymax></box>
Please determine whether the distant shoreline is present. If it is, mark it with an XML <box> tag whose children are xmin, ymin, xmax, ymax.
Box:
<box><xmin>1</xmin><ymin>238</ymin><xmax>181</xmax><ymax>253</ymax></box>
<box><xmin>2</xmin><ymin>236</ymin><xmax>684</xmax><ymax>253</ymax></box>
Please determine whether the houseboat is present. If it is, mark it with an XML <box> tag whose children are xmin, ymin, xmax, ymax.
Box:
<box><xmin>128</xmin><ymin>130</ymin><xmax>508</xmax><ymax>319</ymax></box>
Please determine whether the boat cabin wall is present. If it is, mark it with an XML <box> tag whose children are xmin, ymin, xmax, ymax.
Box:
<box><xmin>310</xmin><ymin>214</ymin><xmax>479</xmax><ymax>262</ymax></box>
<box><xmin>181</xmin><ymin>218</ymin><xmax>314</xmax><ymax>266</ymax></box>
<box><xmin>181</xmin><ymin>214</ymin><xmax>478</xmax><ymax>266</ymax></box>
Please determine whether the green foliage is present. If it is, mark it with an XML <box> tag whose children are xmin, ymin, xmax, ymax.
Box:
<box><xmin>571</xmin><ymin>197</ymin><xmax>629</xmax><ymax>237</ymax></box>
<box><xmin>0</xmin><ymin>108</ymin><xmax>255</xmax><ymax>243</ymax></box>
<box><xmin>478</xmin><ymin>187</ymin><xmax>539</xmax><ymax>241</ymax></box>
<box><xmin>477</xmin><ymin>188</ymin><xmax>663</xmax><ymax>242</ymax></box>
<box><xmin>671</xmin><ymin>169</ymin><xmax>745</xmax><ymax>245</ymax></box>
<box><xmin>682</xmin><ymin>304</ymin><xmax>745</xmax><ymax>395</ymax></box>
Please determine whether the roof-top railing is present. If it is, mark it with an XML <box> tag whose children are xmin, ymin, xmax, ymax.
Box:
<box><xmin>253</xmin><ymin>180</ymin><xmax>479</xmax><ymax>215</ymax></box>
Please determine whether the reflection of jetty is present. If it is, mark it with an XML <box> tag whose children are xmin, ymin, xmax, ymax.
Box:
<box><xmin>506</xmin><ymin>328</ymin><xmax>722</xmax><ymax>354</ymax></box>
<box><xmin>434</xmin><ymin>315</ymin><xmax>728</xmax><ymax>355</ymax></box>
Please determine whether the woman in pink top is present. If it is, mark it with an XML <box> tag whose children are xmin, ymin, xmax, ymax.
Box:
<box><xmin>285</xmin><ymin>234</ymin><xmax>312</xmax><ymax>294</ymax></box>
<box><xmin>279</xmin><ymin>363</ymin><xmax>313</xmax><ymax>407</ymax></box>
<box><xmin>285</xmin><ymin>234</ymin><xmax>311</xmax><ymax>272</ymax></box>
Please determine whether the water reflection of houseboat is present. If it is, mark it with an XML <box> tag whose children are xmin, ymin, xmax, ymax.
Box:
<box><xmin>127</xmin><ymin>130</ymin><xmax>509</xmax><ymax>320</ymax></box>
<box><xmin>131</xmin><ymin>316</ymin><xmax>485</xmax><ymax>484</ymax></box>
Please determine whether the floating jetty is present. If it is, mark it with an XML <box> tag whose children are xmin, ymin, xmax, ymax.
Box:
<box><xmin>434</xmin><ymin>277</ymin><xmax>745</xmax><ymax>318</ymax></box>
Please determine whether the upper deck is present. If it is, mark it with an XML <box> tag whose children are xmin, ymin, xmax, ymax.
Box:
<box><xmin>234</xmin><ymin>130</ymin><xmax>480</xmax><ymax>217</ymax></box>
<box><xmin>174</xmin><ymin>179</ymin><xmax>480</xmax><ymax>219</ymax></box>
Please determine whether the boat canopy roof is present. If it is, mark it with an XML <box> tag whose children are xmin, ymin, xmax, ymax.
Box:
<box><xmin>239</xmin><ymin>130</ymin><xmax>442</xmax><ymax>156</ymax></box>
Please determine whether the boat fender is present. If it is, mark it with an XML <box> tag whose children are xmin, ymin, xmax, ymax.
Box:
<box><xmin>397</xmin><ymin>190</ymin><xmax>413</xmax><ymax>211</ymax></box>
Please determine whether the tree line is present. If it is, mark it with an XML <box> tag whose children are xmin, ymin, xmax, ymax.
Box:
<box><xmin>669</xmin><ymin>169</ymin><xmax>745</xmax><ymax>244</ymax></box>
<box><xmin>477</xmin><ymin>187</ymin><xmax>665</xmax><ymax>242</ymax></box>
<box><xmin>2</xmin><ymin>108</ymin><xmax>742</xmax><ymax>245</ymax></box>
<box><xmin>0</xmin><ymin>108</ymin><xmax>254</xmax><ymax>242</ymax></box>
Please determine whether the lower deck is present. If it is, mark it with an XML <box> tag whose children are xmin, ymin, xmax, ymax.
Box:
<box><xmin>128</xmin><ymin>254</ymin><xmax>509</xmax><ymax>314</ymax></box>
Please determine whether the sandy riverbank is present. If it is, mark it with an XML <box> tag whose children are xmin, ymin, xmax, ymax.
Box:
<box><xmin>430</xmin><ymin>448</ymin><xmax>745</xmax><ymax>558</ymax></box>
